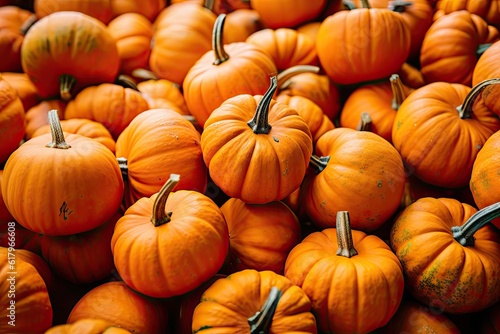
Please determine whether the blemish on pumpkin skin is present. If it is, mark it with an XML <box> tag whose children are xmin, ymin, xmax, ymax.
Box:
<box><xmin>377</xmin><ymin>180</ymin><xmax>383</xmax><ymax>188</ymax></box>
<box><xmin>273</xmin><ymin>137</ymin><xmax>279</xmax><ymax>142</ymax></box>
<box><xmin>59</xmin><ymin>201</ymin><xmax>73</xmax><ymax>220</ymax></box>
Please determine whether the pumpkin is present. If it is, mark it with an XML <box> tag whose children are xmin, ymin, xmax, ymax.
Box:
<box><xmin>250</xmin><ymin>0</ymin><xmax>327</xmax><ymax>29</ymax></box>
<box><xmin>0</xmin><ymin>74</ymin><xmax>25</xmax><ymax>164</ymax></box>
<box><xmin>473</xmin><ymin>40</ymin><xmax>500</xmax><ymax>86</ymax></box>
<box><xmin>316</xmin><ymin>0</ymin><xmax>411</xmax><ymax>85</ymax></box>
<box><xmin>0</xmin><ymin>6</ymin><xmax>35</xmax><ymax>72</ymax></box>
<box><xmin>220</xmin><ymin>198</ymin><xmax>301</xmax><ymax>275</ymax></box>
<box><xmin>211</xmin><ymin>0</ymin><xmax>251</xmax><ymax>14</ymax></box>
<box><xmin>183</xmin><ymin>14</ymin><xmax>277</xmax><ymax>127</ymax></box>
<box><xmin>340</xmin><ymin>74</ymin><xmax>410</xmax><ymax>143</ymax></box>
<box><xmin>0</xmin><ymin>221</ymin><xmax>41</xmax><ymax>254</ymax></box>
<box><xmin>223</xmin><ymin>9</ymin><xmax>262</xmax><ymax>44</ymax></box>
<box><xmin>397</xmin><ymin>62</ymin><xmax>426</xmax><ymax>89</ymax></box>
<box><xmin>115</xmin><ymin>108</ymin><xmax>207</xmax><ymax>205</ymax></box>
<box><xmin>149</xmin><ymin>1</ymin><xmax>216</xmax><ymax>85</ymax></box>
<box><xmin>34</xmin><ymin>0</ymin><xmax>113</xmax><ymax>24</ymax></box>
<box><xmin>201</xmin><ymin>76</ymin><xmax>313</xmax><ymax>204</ymax></box>
<box><xmin>246</xmin><ymin>28</ymin><xmax>318</xmax><ymax>71</ymax></box>
<box><xmin>390</xmin><ymin>198</ymin><xmax>500</xmax><ymax>314</ymax></box>
<box><xmin>45</xmin><ymin>318</ymin><xmax>132</xmax><ymax>334</ymax></box>
<box><xmin>284</xmin><ymin>211</ymin><xmax>405</xmax><ymax>333</ymax></box>
<box><xmin>67</xmin><ymin>281</ymin><xmax>169</xmax><ymax>333</ymax></box>
<box><xmin>0</xmin><ymin>247</ymin><xmax>53</xmax><ymax>334</ymax></box>
<box><xmin>21</xmin><ymin>11</ymin><xmax>120</xmax><ymax>101</ymax></box>
<box><xmin>470</xmin><ymin>128</ymin><xmax>500</xmax><ymax>229</ymax></box>
<box><xmin>111</xmin><ymin>174</ymin><xmax>229</xmax><ymax>298</ymax></box>
<box><xmin>304</xmin><ymin>127</ymin><xmax>406</xmax><ymax>231</ymax></box>
<box><xmin>296</xmin><ymin>21</ymin><xmax>321</xmax><ymax>42</ymax></box>
<box><xmin>420</xmin><ymin>10</ymin><xmax>499</xmax><ymax>86</ymax></box>
<box><xmin>0</xmin><ymin>171</ymin><xmax>14</xmax><ymax>224</ymax></box>
<box><xmin>64</xmin><ymin>83</ymin><xmax>150</xmax><ymax>139</ymax></box>
<box><xmin>39</xmin><ymin>211</ymin><xmax>120</xmax><ymax>284</ymax></box>
<box><xmin>435</xmin><ymin>0</ymin><xmax>500</xmax><ymax>29</ymax></box>
<box><xmin>24</xmin><ymin>100</ymin><xmax>66</xmax><ymax>140</ymax></box>
<box><xmin>110</xmin><ymin>0</ymin><xmax>166</xmax><ymax>21</ymax></box>
<box><xmin>1</xmin><ymin>72</ymin><xmax>39</xmax><ymax>111</ymax></box>
<box><xmin>192</xmin><ymin>269</ymin><xmax>317</xmax><ymax>333</ymax></box>
<box><xmin>32</xmin><ymin>118</ymin><xmax>116</xmax><ymax>153</ymax></box>
<box><xmin>392</xmin><ymin>79</ymin><xmax>500</xmax><ymax>188</ymax></box>
<box><xmin>106</xmin><ymin>13</ymin><xmax>153</xmax><ymax>76</ymax></box>
<box><xmin>1</xmin><ymin>110</ymin><xmax>124</xmax><ymax>236</ymax></box>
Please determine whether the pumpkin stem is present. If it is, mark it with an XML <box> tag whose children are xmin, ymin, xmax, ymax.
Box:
<box><xmin>151</xmin><ymin>174</ymin><xmax>181</xmax><ymax>227</ymax></box>
<box><xmin>116</xmin><ymin>157</ymin><xmax>128</xmax><ymax>180</ymax></box>
<box><xmin>20</xmin><ymin>14</ymin><xmax>37</xmax><ymax>35</ymax></box>
<box><xmin>114</xmin><ymin>74</ymin><xmax>140</xmax><ymax>91</ymax></box>
<box><xmin>356</xmin><ymin>112</ymin><xmax>372</xmax><ymax>131</ymax></box>
<box><xmin>476</xmin><ymin>44</ymin><xmax>492</xmax><ymax>58</ymax></box>
<box><xmin>452</xmin><ymin>201</ymin><xmax>500</xmax><ymax>247</ymax></box>
<box><xmin>342</xmin><ymin>0</ymin><xmax>357</xmax><ymax>10</ymax></box>
<box><xmin>213</xmin><ymin>14</ymin><xmax>230</xmax><ymax>65</ymax></box>
<box><xmin>336</xmin><ymin>211</ymin><xmax>358</xmax><ymax>258</ymax></box>
<box><xmin>247</xmin><ymin>76</ymin><xmax>277</xmax><ymax>134</ymax></box>
<box><xmin>309</xmin><ymin>155</ymin><xmax>330</xmax><ymax>174</ymax></box>
<box><xmin>277</xmin><ymin>65</ymin><xmax>320</xmax><ymax>90</ymax></box>
<box><xmin>390</xmin><ymin>74</ymin><xmax>406</xmax><ymax>110</ymax></box>
<box><xmin>360</xmin><ymin>0</ymin><xmax>371</xmax><ymax>9</ymax></box>
<box><xmin>204</xmin><ymin>0</ymin><xmax>214</xmax><ymax>10</ymax></box>
<box><xmin>59</xmin><ymin>74</ymin><xmax>77</xmax><ymax>101</ymax></box>
<box><xmin>388</xmin><ymin>1</ymin><xmax>412</xmax><ymax>12</ymax></box>
<box><xmin>248</xmin><ymin>286</ymin><xmax>282</xmax><ymax>334</ymax></box>
<box><xmin>45</xmin><ymin>109</ymin><xmax>71</xmax><ymax>149</ymax></box>
<box><xmin>456</xmin><ymin>78</ymin><xmax>500</xmax><ymax>119</ymax></box>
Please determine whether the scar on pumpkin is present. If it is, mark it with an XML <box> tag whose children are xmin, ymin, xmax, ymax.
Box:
<box><xmin>59</xmin><ymin>201</ymin><xmax>74</xmax><ymax>220</ymax></box>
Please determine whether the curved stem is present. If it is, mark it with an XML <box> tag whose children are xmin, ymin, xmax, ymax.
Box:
<box><xmin>360</xmin><ymin>0</ymin><xmax>371</xmax><ymax>9</ymax></box>
<box><xmin>356</xmin><ymin>112</ymin><xmax>372</xmax><ymax>131</ymax></box>
<box><xmin>248</xmin><ymin>286</ymin><xmax>282</xmax><ymax>334</ymax></box>
<box><xmin>336</xmin><ymin>211</ymin><xmax>358</xmax><ymax>258</ymax></box>
<box><xmin>45</xmin><ymin>110</ymin><xmax>71</xmax><ymax>149</ymax></box>
<box><xmin>213</xmin><ymin>14</ymin><xmax>229</xmax><ymax>65</ymax></box>
<box><xmin>309</xmin><ymin>155</ymin><xmax>330</xmax><ymax>174</ymax></box>
<box><xmin>456</xmin><ymin>78</ymin><xmax>500</xmax><ymax>119</ymax></box>
<box><xmin>117</xmin><ymin>157</ymin><xmax>128</xmax><ymax>180</ymax></box>
<box><xmin>247</xmin><ymin>76</ymin><xmax>277</xmax><ymax>134</ymax></box>
<box><xmin>20</xmin><ymin>14</ymin><xmax>37</xmax><ymax>35</ymax></box>
<box><xmin>476</xmin><ymin>44</ymin><xmax>492</xmax><ymax>58</ymax></box>
<box><xmin>131</xmin><ymin>68</ymin><xmax>158</xmax><ymax>80</ymax></box>
<box><xmin>388</xmin><ymin>1</ymin><xmax>412</xmax><ymax>12</ymax></box>
<box><xmin>342</xmin><ymin>0</ymin><xmax>357</xmax><ymax>10</ymax></box>
<box><xmin>390</xmin><ymin>74</ymin><xmax>406</xmax><ymax>110</ymax></box>
<box><xmin>114</xmin><ymin>74</ymin><xmax>140</xmax><ymax>91</ymax></box>
<box><xmin>277</xmin><ymin>65</ymin><xmax>320</xmax><ymax>90</ymax></box>
<box><xmin>151</xmin><ymin>174</ymin><xmax>181</xmax><ymax>227</ymax></box>
<box><xmin>452</xmin><ymin>202</ymin><xmax>500</xmax><ymax>246</ymax></box>
<box><xmin>59</xmin><ymin>74</ymin><xmax>77</xmax><ymax>101</ymax></box>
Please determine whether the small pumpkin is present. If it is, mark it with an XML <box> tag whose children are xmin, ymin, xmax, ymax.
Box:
<box><xmin>0</xmin><ymin>73</ymin><xmax>25</xmax><ymax>164</ymax></box>
<box><xmin>25</xmin><ymin>100</ymin><xmax>66</xmax><ymax>140</ymax></box>
<box><xmin>110</xmin><ymin>0</ymin><xmax>166</xmax><ymax>21</ymax></box>
<box><xmin>250</xmin><ymin>0</ymin><xmax>327</xmax><ymax>29</ymax></box>
<box><xmin>390</xmin><ymin>198</ymin><xmax>500</xmax><ymax>314</ymax></box>
<box><xmin>434</xmin><ymin>0</ymin><xmax>500</xmax><ymax>29</ymax></box>
<box><xmin>45</xmin><ymin>318</ymin><xmax>132</xmax><ymax>334</ymax></box>
<box><xmin>222</xmin><ymin>8</ymin><xmax>262</xmax><ymax>44</ymax></box>
<box><xmin>1</xmin><ymin>72</ymin><xmax>39</xmax><ymax>111</ymax></box>
<box><xmin>34</xmin><ymin>0</ymin><xmax>114</xmax><ymax>24</ymax></box>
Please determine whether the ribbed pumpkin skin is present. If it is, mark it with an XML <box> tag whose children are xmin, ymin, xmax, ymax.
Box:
<box><xmin>390</xmin><ymin>198</ymin><xmax>500</xmax><ymax>314</ymax></box>
<box><xmin>473</xmin><ymin>40</ymin><xmax>500</xmax><ymax>86</ymax></box>
<box><xmin>0</xmin><ymin>74</ymin><xmax>25</xmax><ymax>164</ymax></box>
<box><xmin>45</xmin><ymin>319</ymin><xmax>132</xmax><ymax>334</ymax></box>
<box><xmin>21</xmin><ymin>11</ymin><xmax>120</xmax><ymax>99</ymax></box>
<box><xmin>1</xmin><ymin>133</ymin><xmax>124</xmax><ymax>236</ymax></box>
<box><xmin>110</xmin><ymin>0</ymin><xmax>166</xmax><ymax>22</ymax></box>
<box><xmin>435</xmin><ymin>0</ymin><xmax>500</xmax><ymax>29</ymax></box>
<box><xmin>250</xmin><ymin>0</ymin><xmax>326</xmax><ymax>29</ymax></box>
<box><xmin>25</xmin><ymin>100</ymin><xmax>66</xmax><ymax>140</ymax></box>
<box><xmin>0</xmin><ymin>6</ymin><xmax>33</xmax><ymax>72</ymax></box>
<box><xmin>34</xmin><ymin>0</ymin><xmax>113</xmax><ymax>24</ymax></box>
<box><xmin>137</xmin><ymin>79</ymin><xmax>189</xmax><ymax>115</ymax></box>
<box><xmin>284</xmin><ymin>228</ymin><xmax>404</xmax><ymax>333</ymax></box>
<box><xmin>1</xmin><ymin>72</ymin><xmax>39</xmax><ymax>111</ymax></box>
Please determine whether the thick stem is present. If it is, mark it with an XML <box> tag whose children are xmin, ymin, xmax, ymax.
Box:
<box><xmin>204</xmin><ymin>0</ymin><xmax>214</xmax><ymax>10</ymax></box>
<box><xmin>117</xmin><ymin>157</ymin><xmax>128</xmax><ymax>180</ymax></box>
<box><xmin>132</xmin><ymin>68</ymin><xmax>158</xmax><ymax>80</ymax></box>
<box><xmin>114</xmin><ymin>74</ymin><xmax>140</xmax><ymax>91</ymax></box>
<box><xmin>309</xmin><ymin>155</ymin><xmax>330</xmax><ymax>174</ymax></box>
<box><xmin>342</xmin><ymin>0</ymin><xmax>357</xmax><ymax>10</ymax></box>
<box><xmin>356</xmin><ymin>112</ymin><xmax>372</xmax><ymax>131</ymax></box>
<box><xmin>388</xmin><ymin>1</ymin><xmax>412</xmax><ymax>12</ymax></box>
<box><xmin>247</xmin><ymin>76</ymin><xmax>277</xmax><ymax>134</ymax></box>
<box><xmin>213</xmin><ymin>14</ymin><xmax>229</xmax><ymax>65</ymax></box>
<box><xmin>336</xmin><ymin>211</ymin><xmax>358</xmax><ymax>258</ymax></box>
<box><xmin>248</xmin><ymin>286</ymin><xmax>282</xmax><ymax>334</ymax></box>
<box><xmin>452</xmin><ymin>202</ymin><xmax>500</xmax><ymax>247</ymax></box>
<box><xmin>59</xmin><ymin>74</ymin><xmax>77</xmax><ymax>101</ymax></box>
<box><xmin>20</xmin><ymin>14</ymin><xmax>37</xmax><ymax>35</ymax></box>
<box><xmin>390</xmin><ymin>74</ymin><xmax>406</xmax><ymax>110</ymax></box>
<box><xmin>456</xmin><ymin>78</ymin><xmax>500</xmax><ymax>119</ymax></box>
<box><xmin>151</xmin><ymin>174</ymin><xmax>181</xmax><ymax>227</ymax></box>
<box><xmin>45</xmin><ymin>109</ymin><xmax>71</xmax><ymax>149</ymax></box>
<box><xmin>476</xmin><ymin>44</ymin><xmax>492</xmax><ymax>58</ymax></box>
<box><xmin>277</xmin><ymin>65</ymin><xmax>320</xmax><ymax>90</ymax></box>
<box><xmin>360</xmin><ymin>0</ymin><xmax>371</xmax><ymax>9</ymax></box>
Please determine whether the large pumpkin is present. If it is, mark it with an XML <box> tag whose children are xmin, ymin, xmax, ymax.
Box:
<box><xmin>435</xmin><ymin>0</ymin><xmax>500</xmax><ymax>29</ymax></box>
<box><xmin>285</xmin><ymin>211</ymin><xmax>405</xmax><ymax>333</ymax></box>
<box><xmin>249</xmin><ymin>0</ymin><xmax>327</xmax><ymax>29</ymax></box>
<box><xmin>34</xmin><ymin>0</ymin><xmax>114</xmax><ymax>24</ymax></box>
<box><xmin>192</xmin><ymin>269</ymin><xmax>317</xmax><ymax>333</ymax></box>
<box><xmin>0</xmin><ymin>73</ymin><xmax>25</xmax><ymax>164</ymax></box>
<box><xmin>201</xmin><ymin>76</ymin><xmax>313</xmax><ymax>204</ymax></box>
<box><xmin>21</xmin><ymin>11</ymin><xmax>120</xmax><ymax>101</ymax></box>
<box><xmin>1</xmin><ymin>110</ymin><xmax>124</xmax><ymax>236</ymax></box>
<box><xmin>0</xmin><ymin>6</ymin><xmax>34</xmax><ymax>72</ymax></box>
<box><xmin>390</xmin><ymin>198</ymin><xmax>500</xmax><ymax>314</ymax></box>
<box><xmin>111</xmin><ymin>174</ymin><xmax>229</xmax><ymax>298</ymax></box>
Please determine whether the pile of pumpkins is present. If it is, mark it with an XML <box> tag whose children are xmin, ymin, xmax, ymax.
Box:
<box><xmin>1</xmin><ymin>0</ymin><xmax>500</xmax><ymax>333</ymax></box>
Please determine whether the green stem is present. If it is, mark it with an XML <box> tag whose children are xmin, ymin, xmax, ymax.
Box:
<box><xmin>277</xmin><ymin>65</ymin><xmax>320</xmax><ymax>90</ymax></box>
<box><xmin>360</xmin><ymin>0</ymin><xmax>371</xmax><ymax>9</ymax></box>
<box><xmin>59</xmin><ymin>74</ymin><xmax>77</xmax><ymax>101</ymax></box>
<box><xmin>452</xmin><ymin>202</ymin><xmax>500</xmax><ymax>247</ymax></box>
<box><xmin>46</xmin><ymin>110</ymin><xmax>71</xmax><ymax>149</ymax></box>
<box><xmin>309</xmin><ymin>155</ymin><xmax>330</xmax><ymax>174</ymax></box>
<box><xmin>336</xmin><ymin>211</ymin><xmax>358</xmax><ymax>258</ymax></box>
<box><xmin>151</xmin><ymin>174</ymin><xmax>181</xmax><ymax>227</ymax></box>
<box><xmin>213</xmin><ymin>14</ymin><xmax>229</xmax><ymax>65</ymax></box>
<box><xmin>456</xmin><ymin>78</ymin><xmax>500</xmax><ymax>119</ymax></box>
<box><xmin>114</xmin><ymin>74</ymin><xmax>140</xmax><ymax>91</ymax></box>
<box><xmin>388</xmin><ymin>1</ymin><xmax>412</xmax><ymax>12</ymax></box>
<box><xmin>248</xmin><ymin>287</ymin><xmax>282</xmax><ymax>334</ymax></box>
<box><xmin>356</xmin><ymin>112</ymin><xmax>372</xmax><ymax>131</ymax></box>
<box><xmin>476</xmin><ymin>44</ymin><xmax>492</xmax><ymax>58</ymax></box>
<box><xmin>117</xmin><ymin>157</ymin><xmax>128</xmax><ymax>180</ymax></box>
<box><xmin>247</xmin><ymin>76</ymin><xmax>277</xmax><ymax>134</ymax></box>
<box><xmin>342</xmin><ymin>0</ymin><xmax>357</xmax><ymax>10</ymax></box>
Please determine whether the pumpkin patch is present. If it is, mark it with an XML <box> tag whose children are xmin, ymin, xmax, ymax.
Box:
<box><xmin>1</xmin><ymin>1</ymin><xmax>500</xmax><ymax>332</ymax></box>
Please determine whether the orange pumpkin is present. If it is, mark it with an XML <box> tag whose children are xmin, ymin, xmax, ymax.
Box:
<box><xmin>223</xmin><ymin>8</ymin><xmax>262</xmax><ymax>44</ymax></box>
<box><xmin>21</xmin><ymin>11</ymin><xmax>120</xmax><ymax>101</ymax></box>
<box><xmin>221</xmin><ymin>198</ymin><xmax>301</xmax><ymax>275</ymax></box>
<box><xmin>110</xmin><ymin>0</ymin><xmax>166</xmax><ymax>21</ymax></box>
<box><xmin>250</xmin><ymin>0</ymin><xmax>327</xmax><ymax>29</ymax></box>
<box><xmin>67</xmin><ymin>281</ymin><xmax>169</xmax><ymax>333</ymax></box>
<box><xmin>0</xmin><ymin>74</ymin><xmax>25</xmax><ymax>164</ymax></box>
<box><xmin>201</xmin><ymin>76</ymin><xmax>313</xmax><ymax>204</ymax></box>
<box><xmin>285</xmin><ymin>212</ymin><xmax>405</xmax><ymax>333</ymax></box>
<box><xmin>473</xmin><ymin>39</ymin><xmax>500</xmax><ymax>89</ymax></box>
<box><xmin>24</xmin><ymin>100</ymin><xmax>66</xmax><ymax>140</ymax></box>
<box><xmin>397</xmin><ymin>62</ymin><xmax>426</xmax><ymax>89</ymax></box>
<box><xmin>1</xmin><ymin>72</ymin><xmax>39</xmax><ymax>111</ymax></box>
<box><xmin>435</xmin><ymin>0</ymin><xmax>500</xmax><ymax>29</ymax></box>
<box><xmin>45</xmin><ymin>319</ymin><xmax>132</xmax><ymax>334</ymax></box>
<box><xmin>34</xmin><ymin>0</ymin><xmax>113</xmax><ymax>24</ymax></box>
<box><xmin>1</xmin><ymin>110</ymin><xmax>124</xmax><ymax>236</ymax></box>
<box><xmin>390</xmin><ymin>198</ymin><xmax>500</xmax><ymax>314</ymax></box>
<box><xmin>192</xmin><ymin>269</ymin><xmax>317</xmax><ymax>333</ymax></box>
<box><xmin>183</xmin><ymin>14</ymin><xmax>277</xmax><ymax>127</ymax></box>
<box><xmin>211</xmin><ymin>0</ymin><xmax>251</xmax><ymax>14</ymax></box>
<box><xmin>0</xmin><ymin>171</ymin><xmax>14</xmax><ymax>224</ymax></box>
<box><xmin>111</xmin><ymin>174</ymin><xmax>229</xmax><ymax>298</ymax></box>
<box><xmin>296</xmin><ymin>21</ymin><xmax>321</xmax><ymax>42</ymax></box>
<box><xmin>0</xmin><ymin>221</ymin><xmax>41</xmax><ymax>254</ymax></box>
